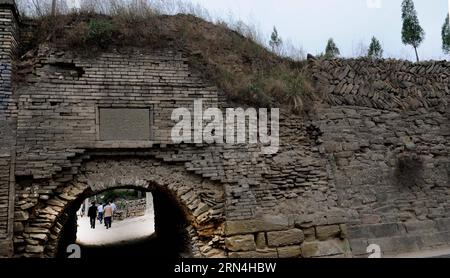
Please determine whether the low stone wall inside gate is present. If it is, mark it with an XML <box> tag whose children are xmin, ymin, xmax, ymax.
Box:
<box><xmin>115</xmin><ymin>198</ymin><xmax>147</xmax><ymax>220</ymax></box>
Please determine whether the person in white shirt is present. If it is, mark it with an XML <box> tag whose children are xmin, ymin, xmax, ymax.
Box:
<box><xmin>97</xmin><ymin>203</ymin><xmax>104</xmax><ymax>224</ymax></box>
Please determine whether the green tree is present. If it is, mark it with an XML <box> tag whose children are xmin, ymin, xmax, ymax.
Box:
<box><xmin>367</xmin><ymin>36</ymin><xmax>383</xmax><ymax>59</ymax></box>
<box><xmin>269</xmin><ymin>26</ymin><xmax>282</xmax><ymax>53</ymax></box>
<box><xmin>442</xmin><ymin>14</ymin><xmax>450</xmax><ymax>54</ymax></box>
<box><xmin>401</xmin><ymin>0</ymin><xmax>425</xmax><ymax>62</ymax></box>
<box><xmin>324</xmin><ymin>38</ymin><xmax>340</xmax><ymax>58</ymax></box>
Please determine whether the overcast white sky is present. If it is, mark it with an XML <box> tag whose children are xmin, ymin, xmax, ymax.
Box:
<box><xmin>184</xmin><ymin>0</ymin><xmax>449</xmax><ymax>61</ymax></box>
<box><xmin>67</xmin><ymin>0</ymin><xmax>450</xmax><ymax>60</ymax></box>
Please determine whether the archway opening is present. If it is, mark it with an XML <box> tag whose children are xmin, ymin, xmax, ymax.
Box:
<box><xmin>76</xmin><ymin>189</ymin><xmax>155</xmax><ymax>246</ymax></box>
<box><xmin>55</xmin><ymin>186</ymin><xmax>191</xmax><ymax>258</ymax></box>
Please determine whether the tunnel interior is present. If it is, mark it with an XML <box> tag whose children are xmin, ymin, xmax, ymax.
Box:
<box><xmin>55</xmin><ymin>186</ymin><xmax>192</xmax><ymax>259</ymax></box>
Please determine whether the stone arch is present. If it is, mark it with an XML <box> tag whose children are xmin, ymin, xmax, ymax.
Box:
<box><xmin>20</xmin><ymin>157</ymin><xmax>226</xmax><ymax>258</ymax></box>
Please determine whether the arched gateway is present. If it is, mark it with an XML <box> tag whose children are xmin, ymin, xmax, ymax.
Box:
<box><xmin>20</xmin><ymin>156</ymin><xmax>225</xmax><ymax>258</ymax></box>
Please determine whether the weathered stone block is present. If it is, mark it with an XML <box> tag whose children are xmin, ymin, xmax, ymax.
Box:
<box><xmin>348</xmin><ymin>239</ymin><xmax>369</xmax><ymax>256</ymax></box>
<box><xmin>348</xmin><ymin>223</ymin><xmax>405</xmax><ymax>239</ymax></box>
<box><xmin>255</xmin><ymin>232</ymin><xmax>266</xmax><ymax>249</ymax></box>
<box><xmin>403</xmin><ymin>220</ymin><xmax>437</xmax><ymax>234</ymax></box>
<box><xmin>420</xmin><ymin>231</ymin><xmax>450</xmax><ymax>247</ymax></box>
<box><xmin>367</xmin><ymin>235</ymin><xmax>422</xmax><ymax>254</ymax></box>
<box><xmin>361</xmin><ymin>214</ymin><xmax>382</xmax><ymax>225</ymax></box>
<box><xmin>316</xmin><ymin>225</ymin><xmax>341</xmax><ymax>240</ymax></box>
<box><xmin>326</xmin><ymin>210</ymin><xmax>348</xmax><ymax>226</ymax></box>
<box><xmin>342</xmin><ymin>142</ymin><xmax>360</xmax><ymax>151</ymax></box>
<box><xmin>435</xmin><ymin>218</ymin><xmax>450</xmax><ymax>232</ymax></box>
<box><xmin>323</xmin><ymin>142</ymin><xmax>342</xmax><ymax>153</ymax></box>
<box><xmin>267</xmin><ymin>228</ymin><xmax>304</xmax><ymax>247</ymax></box>
<box><xmin>228</xmin><ymin>249</ymin><xmax>278</xmax><ymax>258</ymax></box>
<box><xmin>14</xmin><ymin>211</ymin><xmax>29</xmax><ymax>221</ymax></box>
<box><xmin>295</xmin><ymin>214</ymin><xmax>327</xmax><ymax>228</ymax></box>
<box><xmin>301</xmin><ymin>239</ymin><xmax>350</xmax><ymax>258</ymax></box>
<box><xmin>225</xmin><ymin>215</ymin><xmax>289</xmax><ymax>235</ymax></box>
<box><xmin>24</xmin><ymin>227</ymin><xmax>49</xmax><ymax>234</ymax></box>
<box><xmin>30</xmin><ymin>233</ymin><xmax>48</xmax><ymax>241</ymax></box>
<box><xmin>339</xmin><ymin>224</ymin><xmax>347</xmax><ymax>239</ymax></box>
<box><xmin>277</xmin><ymin>245</ymin><xmax>302</xmax><ymax>258</ymax></box>
<box><xmin>225</xmin><ymin>235</ymin><xmax>256</xmax><ymax>252</ymax></box>
<box><xmin>46</xmin><ymin>198</ymin><xmax>65</xmax><ymax>207</ymax></box>
<box><xmin>303</xmin><ymin>227</ymin><xmax>316</xmax><ymax>241</ymax></box>
<box><xmin>25</xmin><ymin>245</ymin><xmax>44</xmax><ymax>254</ymax></box>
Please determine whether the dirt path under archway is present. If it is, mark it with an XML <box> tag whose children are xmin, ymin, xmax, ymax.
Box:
<box><xmin>76</xmin><ymin>214</ymin><xmax>155</xmax><ymax>246</ymax></box>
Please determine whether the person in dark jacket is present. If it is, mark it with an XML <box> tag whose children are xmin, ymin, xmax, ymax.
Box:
<box><xmin>87</xmin><ymin>202</ymin><xmax>97</xmax><ymax>229</ymax></box>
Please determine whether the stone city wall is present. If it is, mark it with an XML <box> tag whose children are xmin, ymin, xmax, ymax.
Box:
<box><xmin>8</xmin><ymin>46</ymin><xmax>347</xmax><ymax>258</ymax></box>
<box><xmin>1</xmin><ymin>0</ymin><xmax>449</xmax><ymax>258</ymax></box>
<box><xmin>308</xmin><ymin>57</ymin><xmax>450</xmax><ymax>256</ymax></box>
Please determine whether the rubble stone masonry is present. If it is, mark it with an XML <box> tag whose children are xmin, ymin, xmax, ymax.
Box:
<box><xmin>308</xmin><ymin>57</ymin><xmax>450</xmax><ymax>255</ymax></box>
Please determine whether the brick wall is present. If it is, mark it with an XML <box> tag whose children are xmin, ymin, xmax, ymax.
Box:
<box><xmin>0</xmin><ymin>0</ymin><xmax>18</xmax><ymax>257</ymax></box>
<box><xmin>0</xmin><ymin>157</ymin><xmax>10</xmax><ymax>237</ymax></box>
<box><xmin>0</xmin><ymin>0</ymin><xmax>18</xmax><ymax>118</ymax></box>
<box><xmin>15</xmin><ymin>48</ymin><xmax>219</xmax><ymax>178</ymax></box>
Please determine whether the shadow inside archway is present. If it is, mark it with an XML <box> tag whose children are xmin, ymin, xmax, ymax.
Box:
<box><xmin>55</xmin><ymin>187</ymin><xmax>192</xmax><ymax>259</ymax></box>
<box><xmin>77</xmin><ymin>233</ymin><xmax>190</xmax><ymax>259</ymax></box>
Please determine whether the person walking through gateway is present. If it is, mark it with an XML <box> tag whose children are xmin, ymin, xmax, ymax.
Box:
<box><xmin>104</xmin><ymin>202</ymin><xmax>109</xmax><ymax>227</ymax></box>
<box><xmin>97</xmin><ymin>203</ymin><xmax>104</xmax><ymax>224</ymax></box>
<box><xmin>104</xmin><ymin>202</ymin><xmax>113</xmax><ymax>229</ymax></box>
<box><xmin>80</xmin><ymin>204</ymin><xmax>85</xmax><ymax>218</ymax></box>
<box><xmin>110</xmin><ymin>201</ymin><xmax>117</xmax><ymax>225</ymax></box>
<box><xmin>87</xmin><ymin>201</ymin><xmax>97</xmax><ymax>229</ymax></box>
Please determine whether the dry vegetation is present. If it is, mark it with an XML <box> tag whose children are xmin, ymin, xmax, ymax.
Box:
<box><xmin>17</xmin><ymin>0</ymin><xmax>314</xmax><ymax>111</ymax></box>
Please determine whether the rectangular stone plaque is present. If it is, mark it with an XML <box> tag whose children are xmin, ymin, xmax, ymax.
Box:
<box><xmin>99</xmin><ymin>108</ymin><xmax>151</xmax><ymax>141</ymax></box>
